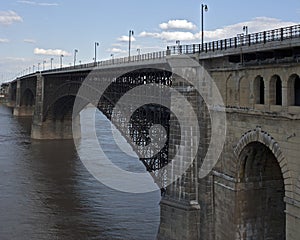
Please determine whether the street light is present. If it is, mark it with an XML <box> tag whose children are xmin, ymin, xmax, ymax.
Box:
<box><xmin>50</xmin><ymin>58</ymin><xmax>54</xmax><ymax>69</ymax></box>
<box><xmin>201</xmin><ymin>3</ymin><xmax>208</xmax><ymax>51</ymax></box>
<box><xmin>176</xmin><ymin>40</ymin><xmax>181</xmax><ymax>54</ymax></box>
<box><xmin>111</xmin><ymin>54</ymin><xmax>114</xmax><ymax>64</ymax></box>
<box><xmin>94</xmin><ymin>42</ymin><xmax>99</xmax><ymax>64</ymax></box>
<box><xmin>243</xmin><ymin>26</ymin><xmax>248</xmax><ymax>35</ymax></box>
<box><xmin>128</xmin><ymin>30</ymin><xmax>134</xmax><ymax>61</ymax></box>
<box><xmin>60</xmin><ymin>54</ymin><xmax>64</xmax><ymax>68</ymax></box>
<box><xmin>137</xmin><ymin>48</ymin><xmax>141</xmax><ymax>60</ymax></box>
<box><xmin>38</xmin><ymin>63</ymin><xmax>41</xmax><ymax>71</ymax></box>
<box><xmin>33</xmin><ymin>65</ymin><xmax>35</xmax><ymax>72</ymax></box>
<box><xmin>43</xmin><ymin>60</ymin><xmax>46</xmax><ymax>71</ymax></box>
<box><xmin>74</xmin><ymin>49</ymin><xmax>78</xmax><ymax>67</ymax></box>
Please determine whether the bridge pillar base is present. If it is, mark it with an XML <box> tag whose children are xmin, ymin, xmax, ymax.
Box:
<box><xmin>157</xmin><ymin>198</ymin><xmax>200</xmax><ymax>240</ymax></box>
<box><xmin>13</xmin><ymin>106</ymin><xmax>34</xmax><ymax>117</ymax></box>
<box><xmin>6</xmin><ymin>100</ymin><xmax>15</xmax><ymax>108</ymax></box>
<box><xmin>31</xmin><ymin>116</ymin><xmax>81</xmax><ymax>140</ymax></box>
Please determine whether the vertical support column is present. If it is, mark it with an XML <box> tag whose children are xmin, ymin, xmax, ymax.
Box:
<box><xmin>31</xmin><ymin>74</ymin><xmax>45</xmax><ymax>139</ymax></box>
<box><xmin>13</xmin><ymin>80</ymin><xmax>22</xmax><ymax>116</ymax></box>
<box><xmin>282</xmin><ymin>80</ymin><xmax>288</xmax><ymax>107</ymax></box>
<box><xmin>158</xmin><ymin>75</ymin><xmax>201</xmax><ymax>240</ymax></box>
<box><xmin>6</xmin><ymin>82</ymin><xmax>15</xmax><ymax>107</ymax></box>
<box><xmin>31</xmin><ymin>74</ymin><xmax>81</xmax><ymax>139</ymax></box>
<box><xmin>158</xmin><ymin>57</ymin><xmax>214</xmax><ymax>240</ymax></box>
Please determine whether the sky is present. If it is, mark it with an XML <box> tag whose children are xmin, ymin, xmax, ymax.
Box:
<box><xmin>0</xmin><ymin>0</ymin><xmax>300</xmax><ymax>83</ymax></box>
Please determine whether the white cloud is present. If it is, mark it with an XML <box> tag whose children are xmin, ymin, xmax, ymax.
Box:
<box><xmin>0</xmin><ymin>11</ymin><xmax>23</xmax><ymax>25</ymax></box>
<box><xmin>107</xmin><ymin>48</ymin><xmax>127</xmax><ymax>54</ymax></box>
<box><xmin>203</xmin><ymin>17</ymin><xmax>297</xmax><ymax>42</ymax></box>
<box><xmin>117</xmin><ymin>35</ymin><xmax>136</xmax><ymax>42</ymax></box>
<box><xmin>17</xmin><ymin>1</ymin><xmax>59</xmax><ymax>6</ymax></box>
<box><xmin>139</xmin><ymin>17</ymin><xmax>298</xmax><ymax>43</ymax></box>
<box><xmin>39</xmin><ymin>2</ymin><xmax>59</xmax><ymax>6</ymax></box>
<box><xmin>34</xmin><ymin>48</ymin><xmax>71</xmax><ymax>56</ymax></box>
<box><xmin>24</xmin><ymin>39</ymin><xmax>36</xmax><ymax>44</ymax></box>
<box><xmin>140</xmin><ymin>31</ymin><xmax>196</xmax><ymax>42</ymax></box>
<box><xmin>139</xmin><ymin>31</ymin><xmax>160</xmax><ymax>38</ymax></box>
<box><xmin>2</xmin><ymin>57</ymin><xmax>27</xmax><ymax>62</ymax></box>
<box><xmin>160</xmin><ymin>20</ymin><xmax>197</xmax><ymax>31</ymax></box>
<box><xmin>111</xmin><ymin>43</ymin><xmax>122</xmax><ymax>47</ymax></box>
<box><xmin>0</xmin><ymin>38</ymin><xmax>9</xmax><ymax>43</ymax></box>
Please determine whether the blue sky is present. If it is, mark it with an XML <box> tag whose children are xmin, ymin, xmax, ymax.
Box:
<box><xmin>0</xmin><ymin>0</ymin><xmax>300</xmax><ymax>83</ymax></box>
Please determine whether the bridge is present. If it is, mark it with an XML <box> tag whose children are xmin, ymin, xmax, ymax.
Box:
<box><xmin>2</xmin><ymin>24</ymin><xmax>300</xmax><ymax>240</ymax></box>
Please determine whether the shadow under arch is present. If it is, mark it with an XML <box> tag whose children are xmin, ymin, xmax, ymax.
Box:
<box><xmin>233</xmin><ymin>127</ymin><xmax>289</xmax><ymax>239</ymax></box>
<box><xmin>21</xmin><ymin>88</ymin><xmax>35</xmax><ymax>106</ymax></box>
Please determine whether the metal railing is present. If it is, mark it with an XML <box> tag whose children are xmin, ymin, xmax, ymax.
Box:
<box><xmin>18</xmin><ymin>24</ymin><xmax>300</xmax><ymax>78</ymax></box>
<box><xmin>167</xmin><ymin>24</ymin><xmax>300</xmax><ymax>55</ymax></box>
<box><xmin>42</xmin><ymin>50</ymin><xmax>167</xmax><ymax>74</ymax></box>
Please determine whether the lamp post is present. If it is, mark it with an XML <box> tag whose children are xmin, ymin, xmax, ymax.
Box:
<box><xmin>60</xmin><ymin>54</ymin><xmax>64</xmax><ymax>68</ymax></box>
<box><xmin>201</xmin><ymin>4</ymin><xmax>208</xmax><ymax>51</ymax></box>
<box><xmin>94</xmin><ymin>42</ymin><xmax>99</xmax><ymax>64</ymax></box>
<box><xmin>176</xmin><ymin>40</ymin><xmax>181</xmax><ymax>54</ymax></box>
<box><xmin>128</xmin><ymin>30</ymin><xmax>134</xmax><ymax>61</ymax></box>
<box><xmin>74</xmin><ymin>49</ymin><xmax>78</xmax><ymax>67</ymax></box>
<box><xmin>43</xmin><ymin>60</ymin><xmax>46</xmax><ymax>71</ymax></box>
<box><xmin>243</xmin><ymin>26</ymin><xmax>248</xmax><ymax>35</ymax></box>
<box><xmin>33</xmin><ymin>65</ymin><xmax>35</xmax><ymax>73</ymax></box>
<box><xmin>38</xmin><ymin>63</ymin><xmax>41</xmax><ymax>71</ymax></box>
<box><xmin>50</xmin><ymin>58</ymin><xmax>54</xmax><ymax>69</ymax></box>
<box><xmin>111</xmin><ymin>54</ymin><xmax>114</xmax><ymax>64</ymax></box>
<box><xmin>137</xmin><ymin>48</ymin><xmax>141</xmax><ymax>60</ymax></box>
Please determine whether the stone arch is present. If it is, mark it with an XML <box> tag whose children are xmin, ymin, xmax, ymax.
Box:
<box><xmin>287</xmin><ymin>74</ymin><xmax>300</xmax><ymax>106</ymax></box>
<box><xmin>239</xmin><ymin>76</ymin><xmax>249</xmax><ymax>107</ymax></box>
<box><xmin>253</xmin><ymin>75</ymin><xmax>265</xmax><ymax>104</ymax></box>
<box><xmin>234</xmin><ymin>127</ymin><xmax>289</xmax><ymax>239</ymax></box>
<box><xmin>234</xmin><ymin>127</ymin><xmax>291</xmax><ymax>185</ymax></box>
<box><xmin>270</xmin><ymin>75</ymin><xmax>282</xmax><ymax>105</ymax></box>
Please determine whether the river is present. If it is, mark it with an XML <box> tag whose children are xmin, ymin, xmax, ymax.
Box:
<box><xmin>0</xmin><ymin>104</ymin><xmax>160</xmax><ymax>240</ymax></box>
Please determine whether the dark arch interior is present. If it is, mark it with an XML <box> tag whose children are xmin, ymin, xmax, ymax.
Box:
<box><xmin>21</xmin><ymin>89</ymin><xmax>35</xmax><ymax>106</ymax></box>
<box><xmin>238</xmin><ymin>142</ymin><xmax>285</xmax><ymax>239</ymax></box>
<box><xmin>295</xmin><ymin>75</ymin><xmax>300</xmax><ymax>106</ymax></box>
<box><xmin>275</xmin><ymin>76</ymin><xmax>282</xmax><ymax>105</ymax></box>
<box><xmin>259</xmin><ymin>78</ymin><xmax>265</xmax><ymax>104</ymax></box>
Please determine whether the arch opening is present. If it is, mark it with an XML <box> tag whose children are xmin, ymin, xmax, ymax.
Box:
<box><xmin>287</xmin><ymin>74</ymin><xmax>300</xmax><ymax>106</ymax></box>
<box><xmin>21</xmin><ymin>88</ymin><xmax>35</xmax><ymax>106</ymax></box>
<box><xmin>254</xmin><ymin>76</ymin><xmax>265</xmax><ymax>104</ymax></box>
<box><xmin>270</xmin><ymin>75</ymin><xmax>282</xmax><ymax>105</ymax></box>
<box><xmin>237</xmin><ymin>142</ymin><xmax>286</xmax><ymax>239</ymax></box>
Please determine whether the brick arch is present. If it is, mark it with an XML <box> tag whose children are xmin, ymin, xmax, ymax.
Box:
<box><xmin>234</xmin><ymin>126</ymin><xmax>291</xmax><ymax>189</ymax></box>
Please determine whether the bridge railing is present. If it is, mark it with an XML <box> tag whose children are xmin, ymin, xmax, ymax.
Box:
<box><xmin>167</xmin><ymin>24</ymin><xmax>300</xmax><ymax>55</ymax></box>
<box><xmin>42</xmin><ymin>50</ymin><xmax>167</xmax><ymax>74</ymax></box>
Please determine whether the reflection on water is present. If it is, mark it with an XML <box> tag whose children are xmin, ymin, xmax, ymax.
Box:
<box><xmin>0</xmin><ymin>105</ymin><xmax>160</xmax><ymax>240</ymax></box>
